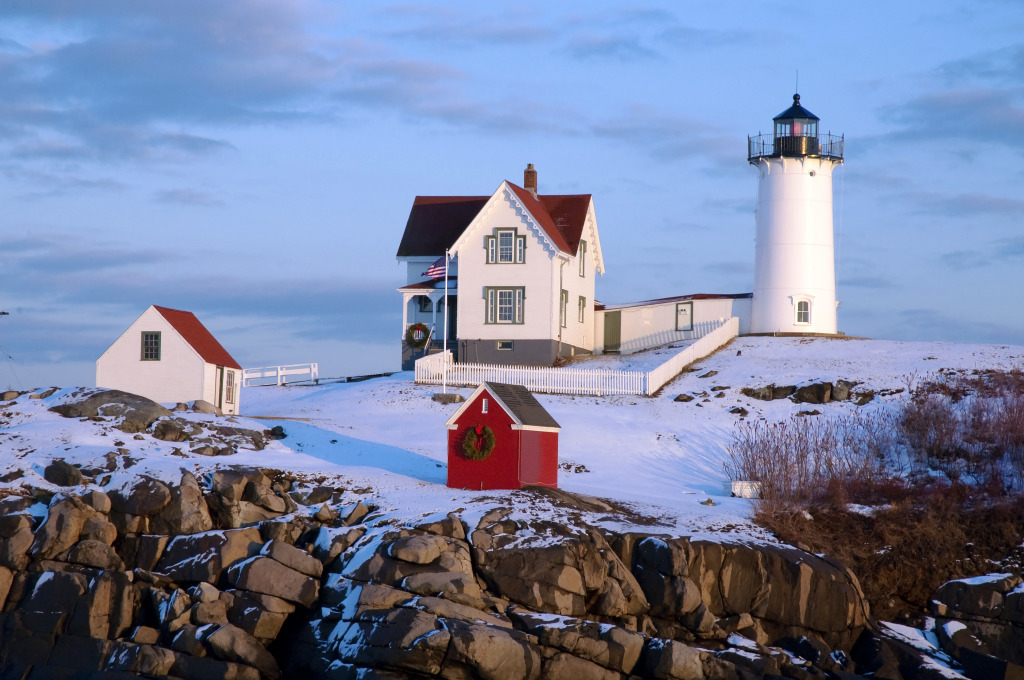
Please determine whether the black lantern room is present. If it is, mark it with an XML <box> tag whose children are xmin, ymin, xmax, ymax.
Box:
<box><xmin>748</xmin><ymin>93</ymin><xmax>843</xmax><ymax>163</ymax></box>
<box><xmin>773</xmin><ymin>94</ymin><xmax>819</xmax><ymax>155</ymax></box>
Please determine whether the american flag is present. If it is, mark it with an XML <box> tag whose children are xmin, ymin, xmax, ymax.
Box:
<box><xmin>421</xmin><ymin>254</ymin><xmax>447</xmax><ymax>279</ymax></box>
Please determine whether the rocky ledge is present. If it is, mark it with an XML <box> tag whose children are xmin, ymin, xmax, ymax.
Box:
<box><xmin>0</xmin><ymin>387</ymin><xmax>1014</xmax><ymax>679</ymax></box>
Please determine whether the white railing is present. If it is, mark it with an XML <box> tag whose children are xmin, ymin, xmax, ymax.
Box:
<box><xmin>645</xmin><ymin>317</ymin><xmax>739</xmax><ymax>394</ymax></box>
<box><xmin>415</xmin><ymin>317</ymin><xmax>739</xmax><ymax>397</ymax></box>
<box><xmin>243</xmin><ymin>363</ymin><xmax>319</xmax><ymax>386</ymax></box>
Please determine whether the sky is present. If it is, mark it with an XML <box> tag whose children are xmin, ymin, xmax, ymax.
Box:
<box><xmin>1</xmin><ymin>1</ymin><xmax>1023</xmax><ymax>389</ymax></box>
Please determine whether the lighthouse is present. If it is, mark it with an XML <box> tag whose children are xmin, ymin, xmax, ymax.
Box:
<box><xmin>748</xmin><ymin>94</ymin><xmax>844</xmax><ymax>334</ymax></box>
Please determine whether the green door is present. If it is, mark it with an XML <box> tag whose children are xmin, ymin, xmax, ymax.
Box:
<box><xmin>604</xmin><ymin>310</ymin><xmax>621</xmax><ymax>352</ymax></box>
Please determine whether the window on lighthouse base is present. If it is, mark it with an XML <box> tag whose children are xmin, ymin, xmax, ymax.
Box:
<box><xmin>796</xmin><ymin>300</ymin><xmax>811</xmax><ymax>325</ymax></box>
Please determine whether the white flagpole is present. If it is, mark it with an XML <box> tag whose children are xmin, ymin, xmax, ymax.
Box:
<box><xmin>443</xmin><ymin>249</ymin><xmax>449</xmax><ymax>394</ymax></box>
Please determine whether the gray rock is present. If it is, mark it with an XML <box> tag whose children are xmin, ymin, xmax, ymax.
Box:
<box><xmin>401</xmin><ymin>571</ymin><xmax>485</xmax><ymax>608</ymax></box>
<box><xmin>67</xmin><ymin>539</ymin><xmax>125</xmax><ymax>570</ymax></box>
<box><xmin>388</xmin><ymin>534</ymin><xmax>448</xmax><ymax>564</ymax></box>
<box><xmin>43</xmin><ymin>459</ymin><xmax>83</xmax><ymax>486</ymax></box>
<box><xmin>227</xmin><ymin>589</ymin><xmax>296</xmax><ymax>641</ymax></box>
<box><xmin>261</xmin><ymin>539</ymin><xmax>323</xmax><ymax>578</ymax></box>
<box><xmin>153</xmin><ymin>419</ymin><xmax>189</xmax><ymax>442</ymax></box>
<box><xmin>225</xmin><ymin>555</ymin><xmax>320</xmax><ymax>607</ymax></box>
<box><xmin>641</xmin><ymin>638</ymin><xmax>704</xmax><ymax>680</ymax></box>
<box><xmin>791</xmin><ymin>382</ymin><xmax>833</xmax><ymax>404</ymax></box>
<box><xmin>80</xmin><ymin>489</ymin><xmax>112</xmax><ymax>513</ymax></box>
<box><xmin>543</xmin><ymin>652</ymin><xmax>622</xmax><ymax>680</ymax></box>
<box><xmin>49</xmin><ymin>389</ymin><xmax>172</xmax><ymax>433</ymax></box>
<box><xmin>149</xmin><ymin>470</ymin><xmax>214</xmax><ymax>535</ymax></box>
<box><xmin>0</xmin><ymin>565</ymin><xmax>12</xmax><ymax>610</ymax></box>
<box><xmin>193</xmin><ymin>399</ymin><xmax>223</xmax><ymax>415</ymax></box>
<box><xmin>311</xmin><ymin>526</ymin><xmax>365</xmax><ymax>565</ymax></box>
<box><xmin>205</xmin><ymin>622</ymin><xmax>281</xmax><ymax>679</ymax></box>
<box><xmin>443</xmin><ymin>617</ymin><xmax>542</xmax><ymax>680</ymax></box>
<box><xmin>156</xmin><ymin>527</ymin><xmax>263</xmax><ymax>584</ymax></box>
<box><xmin>332</xmin><ymin>607</ymin><xmax>451</xmax><ymax>676</ymax></box>
<box><xmin>29</xmin><ymin>494</ymin><xmax>101</xmax><ymax>560</ymax></box>
<box><xmin>933</xmin><ymin>575</ymin><xmax>1019</xmax><ymax>619</ymax></box>
<box><xmin>510</xmin><ymin>607</ymin><xmax>643</xmax><ymax>674</ymax></box>
<box><xmin>108</xmin><ymin>476</ymin><xmax>172</xmax><ymax>517</ymax></box>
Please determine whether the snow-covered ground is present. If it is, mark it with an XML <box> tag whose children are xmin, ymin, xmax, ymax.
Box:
<box><xmin>3</xmin><ymin>336</ymin><xmax>1023</xmax><ymax>541</ymax></box>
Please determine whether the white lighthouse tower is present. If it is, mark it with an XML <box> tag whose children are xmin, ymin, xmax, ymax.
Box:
<box><xmin>748</xmin><ymin>94</ymin><xmax>844</xmax><ymax>334</ymax></box>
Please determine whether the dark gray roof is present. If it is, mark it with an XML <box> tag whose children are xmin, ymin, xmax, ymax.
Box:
<box><xmin>484</xmin><ymin>382</ymin><xmax>560</xmax><ymax>429</ymax></box>
<box><xmin>773</xmin><ymin>93</ymin><xmax>819</xmax><ymax>121</ymax></box>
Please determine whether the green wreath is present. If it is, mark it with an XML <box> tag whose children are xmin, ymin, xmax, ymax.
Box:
<box><xmin>406</xmin><ymin>322</ymin><xmax>430</xmax><ymax>349</ymax></box>
<box><xmin>461</xmin><ymin>424</ymin><xmax>496</xmax><ymax>460</ymax></box>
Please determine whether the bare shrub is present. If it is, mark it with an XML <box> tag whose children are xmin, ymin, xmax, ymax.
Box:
<box><xmin>725</xmin><ymin>412</ymin><xmax>893</xmax><ymax>512</ymax></box>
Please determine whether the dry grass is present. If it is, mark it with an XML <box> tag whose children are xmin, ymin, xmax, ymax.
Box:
<box><xmin>726</xmin><ymin>367</ymin><xmax>1024</xmax><ymax>619</ymax></box>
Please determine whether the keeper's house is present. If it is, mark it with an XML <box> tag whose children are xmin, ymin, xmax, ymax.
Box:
<box><xmin>96</xmin><ymin>305</ymin><xmax>243</xmax><ymax>415</ymax></box>
<box><xmin>445</xmin><ymin>382</ymin><xmax>560</xmax><ymax>490</ymax></box>
<box><xmin>396</xmin><ymin>164</ymin><xmax>604</xmax><ymax>370</ymax></box>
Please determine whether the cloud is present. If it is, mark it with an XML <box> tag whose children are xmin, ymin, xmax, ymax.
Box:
<box><xmin>382</xmin><ymin>8</ymin><xmax>554</xmax><ymax>47</ymax></box>
<box><xmin>838</xmin><ymin>276</ymin><xmax>897</xmax><ymax>289</ymax></box>
<box><xmin>0</xmin><ymin>1</ymin><xmax>335</xmax><ymax>168</ymax></box>
<box><xmin>940</xmin><ymin>235</ymin><xmax>1024</xmax><ymax>271</ymax></box>
<box><xmin>896</xmin><ymin>190</ymin><xmax>1024</xmax><ymax>217</ymax></box>
<box><xmin>2</xmin><ymin>167</ymin><xmax>128</xmax><ymax>198</ymax></box>
<box><xmin>0</xmin><ymin>233</ymin><xmax>171</xmax><ymax>277</ymax></box>
<box><xmin>591</xmin><ymin>105</ymin><xmax>735</xmax><ymax>166</ymax></box>
<box><xmin>938</xmin><ymin>44</ymin><xmax>1024</xmax><ymax>87</ymax></box>
<box><xmin>564</xmin><ymin>35</ymin><xmax>659</xmax><ymax>61</ymax></box>
<box><xmin>154</xmin><ymin>188</ymin><xmax>224</xmax><ymax>207</ymax></box>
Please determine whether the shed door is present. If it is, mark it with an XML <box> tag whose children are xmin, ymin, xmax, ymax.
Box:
<box><xmin>215</xmin><ymin>366</ymin><xmax>224</xmax><ymax>408</ymax></box>
<box><xmin>604</xmin><ymin>310</ymin><xmax>621</xmax><ymax>352</ymax></box>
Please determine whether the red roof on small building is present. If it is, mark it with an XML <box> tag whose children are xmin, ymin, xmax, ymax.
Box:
<box><xmin>153</xmin><ymin>306</ymin><xmax>242</xmax><ymax>370</ymax></box>
<box><xmin>396</xmin><ymin>182</ymin><xmax>591</xmax><ymax>259</ymax></box>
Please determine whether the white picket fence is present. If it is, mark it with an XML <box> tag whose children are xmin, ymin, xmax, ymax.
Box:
<box><xmin>415</xmin><ymin>317</ymin><xmax>738</xmax><ymax>397</ymax></box>
<box><xmin>242</xmin><ymin>362</ymin><xmax>319</xmax><ymax>386</ymax></box>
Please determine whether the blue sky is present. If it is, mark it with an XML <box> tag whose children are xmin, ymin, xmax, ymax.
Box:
<box><xmin>1</xmin><ymin>1</ymin><xmax>1023</xmax><ymax>388</ymax></box>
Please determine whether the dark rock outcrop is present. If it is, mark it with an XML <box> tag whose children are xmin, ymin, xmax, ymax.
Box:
<box><xmin>0</xmin><ymin>471</ymin><xmax>901</xmax><ymax>680</ymax></box>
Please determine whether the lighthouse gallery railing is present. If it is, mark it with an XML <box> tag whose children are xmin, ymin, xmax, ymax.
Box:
<box><xmin>747</xmin><ymin>133</ymin><xmax>844</xmax><ymax>162</ymax></box>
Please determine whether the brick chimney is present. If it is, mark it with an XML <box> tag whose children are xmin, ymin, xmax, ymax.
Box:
<box><xmin>524</xmin><ymin>163</ymin><xmax>537</xmax><ymax>197</ymax></box>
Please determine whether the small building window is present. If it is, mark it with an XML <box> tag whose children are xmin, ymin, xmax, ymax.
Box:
<box><xmin>560</xmin><ymin>290</ymin><xmax>568</xmax><ymax>328</ymax></box>
<box><xmin>496</xmin><ymin>340</ymin><xmax>514</xmax><ymax>351</ymax></box>
<box><xmin>417</xmin><ymin>296</ymin><xmax>434</xmax><ymax>313</ymax></box>
<box><xmin>225</xmin><ymin>370</ymin><xmax>236</xmax><ymax>403</ymax></box>
<box><xmin>481</xmin><ymin>398</ymin><xmax>488</xmax><ymax>414</ymax></box>
<box><xmin>796</xmin><ymin>300</ymin><xmax>811</xmax><ymax>324</ymax></box>
<box><xmin>578</xmin><ymin>296</ymin><xmax>586</xmax><ymax>323</ymax></box>
<box><xmin>141</xmin><ymin>332</ymin><xmax>161</xmax><ymax>361</ymax></box>
<box><xmin>578</xmin><ymin>240</ymin><xmax>587</xmax><ymax>277</ymax></box>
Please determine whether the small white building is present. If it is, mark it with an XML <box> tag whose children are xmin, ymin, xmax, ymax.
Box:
<box><xmin>96</xmin><ymin>305</ymin><xmax>243</xmax><ymax>414</ymax></box>
<box><xmin>595</xmin><ymin>293</ymin><xmax>752</xmax><ymax>355</ymax></box>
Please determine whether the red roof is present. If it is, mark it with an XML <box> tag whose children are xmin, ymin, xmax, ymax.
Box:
<box><xmin>153</xmin><ymin>306</ymin><xmax>242</xmax><ymax>370</ymax></box>
<box><xmin>396</xmin><ymin>183</ymin><xmax>591</xmax><ymax>258</ymax></box>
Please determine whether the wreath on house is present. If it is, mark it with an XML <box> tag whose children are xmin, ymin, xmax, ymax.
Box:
<box><xmin>461</xmin><ymin>424</ymin><xmax>496</xmax><ymax>460</ymax></box>
<box><xmin>406</xmin><ymin>322</ymin><xmax>430</xmax><ymax>349</ymax></box>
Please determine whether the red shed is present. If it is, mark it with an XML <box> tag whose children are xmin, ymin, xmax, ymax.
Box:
<box><xmin>445</xmin><ymin>382</ymin><xmax>560</xmax><ymax>490</ymax></box>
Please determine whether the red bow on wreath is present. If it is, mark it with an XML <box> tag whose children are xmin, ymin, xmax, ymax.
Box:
<box><xmin>473</xmin><ymin>425</ymin><xmax>484</xmax><ymax>449</ymax></box>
